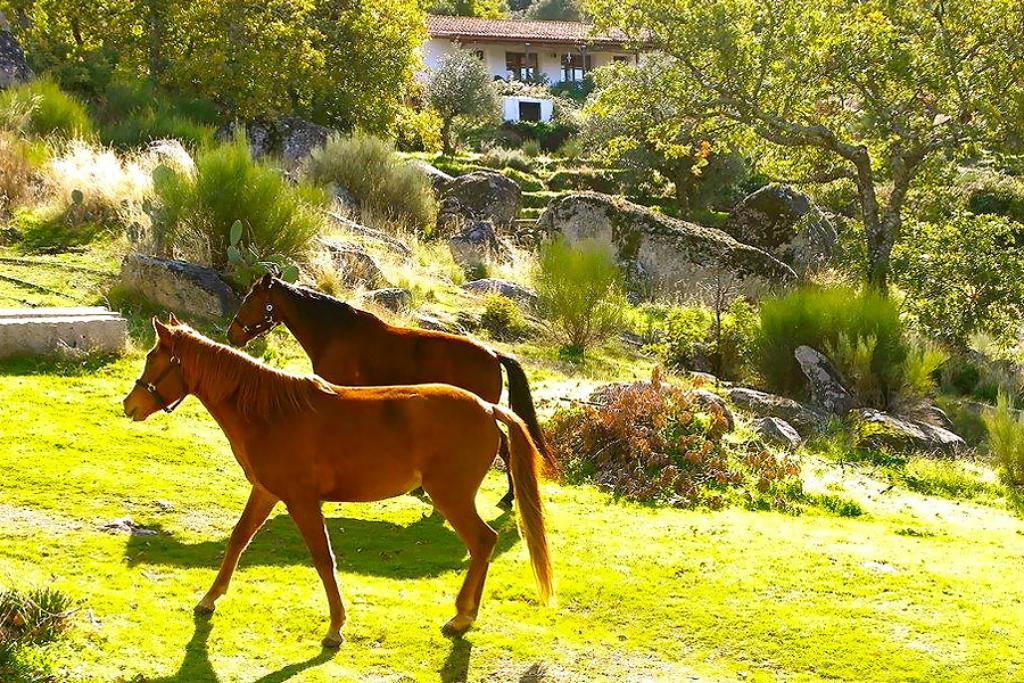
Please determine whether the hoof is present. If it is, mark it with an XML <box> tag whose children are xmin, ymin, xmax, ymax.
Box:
<box><xmin>442</xmin><ymin>615</ymin><xmax>474</xmax><ymax>636</ymax></box>
<box><xmin>193</xmin><ymin>600</ymin><xmax>216</xmax><ymax>616</ymax></box>
<box><xmin>321</xmin><ymin>632</ymin><xmax>344</xmax><ymax>649</ymax></box>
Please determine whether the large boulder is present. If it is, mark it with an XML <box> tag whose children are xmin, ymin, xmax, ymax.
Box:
<box><xmin>854</xmin><ymin>408</ymin><xmax>966</xmax><ymax>455</ymax></box>
<box><xmin>360</xmin><ymin>287</ymin><xmax>411</xmax><ymax>312</ymax></box>
<box><xmin>277</xmin><ymin>116</ymin><xmax>330</xmax><ymax>166</ymax></box>
<box><xmin>120</xmin><ymin>254</ymin><xmax>239</xmax><ymax>318</ymax></box>
<box><xmin>216</xmin><ymin>120</ymin><xmax>275</xmax><ymax>157</ymax></box>
<box><xmin>448</xmin><ymin>221</ymin><xmax>510</xmax><ymax>270</ymax></box>
<box><xmin>316</xmin><ymin>238</ymin><xmax>388</xmax><ymax>288</ymax></box>
<box><xmin>436</xmin><ymin>171</ymin><xmax>521</xmax><ymax>234</ymax></box>
<box><xmin>461</xmin><ymin>278</ymin><xmax>538</xmax><ymax>307</ymax></box>
<box><xmin>407</xmin><ymin>160</ymin><xmax>453</xmax><ymax>195</ymax></box>
<box><xmin>537</xmin><ymin>193</ymin><xmax>796</xmax><ymax>302</ymax></box>
<box><xmin>727</xmin><ymin>387</ymin><xmax>826</xmax><ymax>434</ymax></box>
<box><xmin>0</xmin><ymin>12</ymin><xmax>32</xmax><ymax>88</ymax></box>
<box><xmin>145</xmin><ymin>139</ymin><xmax>195</xmax><ymax>175</ymax></box>
<box><xmin>325</xmin><ymin>213</ymin><xmax>412</xmax><ymax>258</ymax></box>
<box><xmin>753</xmin><ymin>417</ymin><xmax>802</xmax><ymax>449</ymax></box>
<box><xmin>795</xmin><ymin>345</ymin><xmax>858</xmax><ymax>416</ymax></box>
<box><xmin>724</xmin><ymin>184</ymin><xmax>838</xmax><ymax>274</ymax></box>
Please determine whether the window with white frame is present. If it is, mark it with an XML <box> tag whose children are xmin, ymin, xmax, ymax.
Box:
<box><xmin>506</xmin><ymin>52</ymin><xmax>538</xmax><ymax>81</ymax></box>
<box><xmin>561</xmin><ymin>52</ymin><xmax>592</xmax><ymax>82</ymax></box>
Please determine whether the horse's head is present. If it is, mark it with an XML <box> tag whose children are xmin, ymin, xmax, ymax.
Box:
<box><xmin>123</xmin><ymin>316</ymin><xmax>189</xmax><ymax>421</ymax></box>
<box><xmin>227</xmin><ymin>273</ymin><xmax>279</xmax><ymax>347</ymax></box>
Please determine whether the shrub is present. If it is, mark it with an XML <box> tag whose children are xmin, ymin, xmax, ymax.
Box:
<box><xmin>0</xmin><ymin>587</ymin><xmax>75</xmax><ymax>680</ymax></box>
<box><xmin>152</xmin><ymin>133</ymin><xmax>326</xmax><ymax>274</ymax></box>
<box><xmin>94</xmin><ymin>78</ymin><xmax>216</xmax><ymax>149</ymax></box>
<box><xmin>479</xmin><ymin>294</ymin><xmax>528</xmax><ymax>340</ymax></box>
<box><xmin>814</xmin><ymin>494</ymin><xmax>864</xmax><ymax>517</ymax></box>
<box><xmin>0</xmin><ymin>80</ymin><xmax>92</xmax><ymax>138</ymax></box>
<box><xmin>546</xmin><ymin>376</ymin><xmax>801</xmax><ymax>509</ymax></box>
<box><xmin>0</xmin><ymin>132</ymin><xmax>38</xmax><ymax>214</ymax></box>
<box><xmin>656</xmin><ymin>300</ymin><xmax>758</xmax><ymax>381</ymax></box>
<box><xmin>305</xmin><ymin>134</ymin><xmax>436</xmax><ymax>232</ymax></box>
<box><xmin>983</xmin><ymin>392</ymin><xmax>1024</xmax><ymax>491</ymax></box>
<box><xmin>479</xmin><ymin>146</ymin><xmax>534</xmax><ymax>173</ymax></box>
<box><xmin>757</xmin><ymin>286</ymin><xmax>907</xmax><ymax>403</ymax></box>
<box><xmin>426</xmin><ymin>48</ymin><xmax>502</xmax><ymax>155</ymax></box>
<box><xmin>535</xmin><ymin>238</ymin><xmax>625</xmax><ymax>351</ymax></box>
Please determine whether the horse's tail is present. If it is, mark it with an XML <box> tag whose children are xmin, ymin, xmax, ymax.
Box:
<box><xmin>491</xmin><ymin>404</ymin><xmax>554</xmax><ymax>605</ymax></box>
<box><xmin>497</xmin><ymin>353</ymin><xmax>558</xmax><ymax>477</ymax></box>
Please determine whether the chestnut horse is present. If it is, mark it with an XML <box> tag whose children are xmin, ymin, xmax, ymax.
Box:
<box><xmin>226</xmin><ymin>274</ymin><xmax>554</xmax><ymax>507</ymax></box>
<box><xmin>122</xmin><ymin>318</ymin><xmax>552</xmax><ymax>647</ymax></box>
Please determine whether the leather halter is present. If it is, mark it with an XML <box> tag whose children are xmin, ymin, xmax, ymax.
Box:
<box><xmin>230</xmin><ymin>301</ymin><xmax>277</xmax><ymax>338</ymax></box>
<box><xmin>135</xmin><ymin>355</ymin><xmax>185</xmax><ymax>413</ymax></box>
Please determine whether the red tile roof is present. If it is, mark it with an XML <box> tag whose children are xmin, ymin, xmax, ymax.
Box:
<box><xmin>426</xmin><ymin>15</ymin><xmax>630</xmax><ymax>48</ymax></box>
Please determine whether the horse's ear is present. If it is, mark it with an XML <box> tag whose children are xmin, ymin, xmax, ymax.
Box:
<box><xmin>153</xmin><ymin>316</ymin><xmax>172</xmax><ymax>344</ymax></box>
<box><xmin>261</xmin><ymin>272</ymin><xmax>274</xmax><ymax>288</ymax></box>
<box><xmin>167</xmin><ymin>312</ymin><xmax>180</xmax><ymax>325</ymax></box>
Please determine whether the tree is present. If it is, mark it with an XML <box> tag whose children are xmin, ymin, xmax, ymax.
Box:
<box><xmin>526</xmin><ymin>0</ymin><xmax>585</xmax><ymax>22</ymax></box>
<box><xmin>427</xmin><ymin>0</ymin><xmax>506</xmax><ymax>18</ymax></box>
<box><xmin>426</xmin><ymin>48</ymin><xmax>501</xmax><ymax>156</ymax></box>
<box><xmin>587</xmin><ymin>0</ymin><xmax>1024</xmax><ymax>289</ymax></box>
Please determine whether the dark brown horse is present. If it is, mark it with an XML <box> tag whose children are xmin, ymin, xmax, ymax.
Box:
<box><xmin>122</xmin><ymin>318</ymin><xmax>552</xmax><ymax>647</ymax></box>
<box><xmin>226</xmin><ymin>274</ymin><xmax>554</xmax><ymax>507</ymax></box>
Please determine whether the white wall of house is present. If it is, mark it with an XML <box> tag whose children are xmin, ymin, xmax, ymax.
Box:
<box><xmin>422</xmin><ymin>37</ymin><xmax>633</xmax><ymax>86</ymax></box>
<box><xmin>502</xmin><ymin>96</ymin><xmax>554</xmax><ymax>123</ymax></box>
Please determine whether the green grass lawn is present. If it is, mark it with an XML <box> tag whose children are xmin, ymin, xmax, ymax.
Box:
<box><xmin>2</xmin><ymin>246</ymin><xmax>1024</xmax><ymax>681</ymax></box>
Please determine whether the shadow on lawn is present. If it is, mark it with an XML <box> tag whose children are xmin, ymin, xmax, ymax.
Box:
<box><xmin>146</xmin><ymin>614</ymin><xmax>337</xmax><ymax>683</ymax></box>
<box><xmin>124</xmin><ymin>508</ymin><xmax>519</xmax><ymax>579</ymax></box>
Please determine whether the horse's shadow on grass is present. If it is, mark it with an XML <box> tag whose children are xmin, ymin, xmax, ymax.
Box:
<box><xmin>146</xmin><ymin>614</ymin><xmax>336</xmax><ymax>683</ymax></box>
<box><xmin>124</xmin><ymin>508</ymin><xmax>519</xmax><ymax>579</ymax></box>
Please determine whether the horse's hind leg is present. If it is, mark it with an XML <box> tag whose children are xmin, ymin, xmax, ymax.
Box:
<box><xmin>426</xmin><ymin>488</ymin><xmax>498</xmax><ymax>635</ymax></box>
<box><xmin>287</xmin><ymin>500</ymin><xmax>346</xmax><ymax>648</ymax></box>
<box><xmin>196</xmin><ymin>485</ymin><xmax>278</xmax><ymax>615</ymax></box>
<box><xmin>497</xmin><ymin>431</ymin><xmax>514</xmax><ymax>509</ymax></box>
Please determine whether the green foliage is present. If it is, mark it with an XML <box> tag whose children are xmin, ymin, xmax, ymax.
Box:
<box><xmin>426</xmin><ymin>0</ymin><xmax>506</xmax><ymax>17</ymax></box>
<box><xmin>548</xmin><ymin>167</ymin><xmax>623</xmax><ymax>194</ymax></box>
<box><xmin>426</xmin><ymin>48</ymin><xmax>502</xmax><ymax>155</ymax></box>
<box><xmin>394</xmin><ymin>105</ymin><xmax>443</xmax><ymax>153</ymax></box>
<box><xmin>757</xmin><ymin>287</ymin><xmax>907</xmax><ymax>401</ymax></box>
<box><xmin>547</xmin><ymin>377</ymin><xmax>801</xmax><ymax>509</ymax></box>
<box><xmin>479</xmin><ymin>294</ymin><xmax>528</xmax><ymax>340</ymax></box>
<box><xmin>0</xmin><ymin>587</ymin><xmax>75</xmax><ymax>681</ymax></box>
<box><xmin>0</xmin><ymin>80</ymin><xmax>92</xmax><ymax>138</ymax></box>
<box><xmin>305</xmin><ymin>134</ymin><xmax>436</xmax><ymax>232</ymax></box>
<box><xmin>525</xmin><ymin>0</ymin><xmax>584</xmax><ymax>21</ymax></box>
<box><xmin>0</xmin><ymin>132</ymin><xmax>37</xmax><ymax>213</ymax></box>
<box><xmin>93</xmin><ymin>79</ymin><xmax>216</xmax><ymax>149</ymax></box>
<box><xmin>813</xmin><ymin>494</ymin><xmax>864</xmax><ymax>518</ymax></box>
<box><xmin>479</xmin><ymin>146</ymin><xmax>535</xmax><ymax>173</ymax></box>
<box><xmin>983</xmin><ymin>392</ymin><xmax>1024</xmax><ymax>491</ymax></box>
<box><xmin>900</xmin><ymin>339</ymin><xmax>949</xmax><ymax>398</ymax></box>
<box><xmin>965</xmin><ymin>173</ymin><xmax>1024</xmax><ymax>225</ymax></box>
<box><xmin>151</xmin><ymin>133</ymin><xmax>326</xmax><ymax>272</ymax></box>
<box><xmin>654</xmin><ymin>300</ymin><xmax>758</xmax><ymax>381</ymax></box>
<box><xmin>894</xmin><ymin>214</ymin><xmax>1024</xmax><ymax>348</ymax></box>
<box><xmin>535</xmin><ymin>238</ymin><xmax>625</xmax><ymax>352</ymax></box>
<box><xmin>225</xmin><ymin>220</ymin><xmax>301</xmax><ymax>288</ymax></box>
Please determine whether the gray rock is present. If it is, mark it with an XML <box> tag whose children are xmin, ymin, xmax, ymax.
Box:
<box><xmin>278</xmin><ymin>116</ymin><xmax>330</xmax><ymax>166</ymax></box>
<box><xmin>854</xmin><ymin>408</ymin><xmax>966</xmax><ymax>455</ymax></box>
<box><xmin>437</xmin><ymin>171</ymin><xmax>521</xmax><ymax>234</ymax></box>
<box><xmin>407</xmin><ymin>160</ymin><xmax>453</xmax><ymax>195</ymax></box>
<box><xmin>727</xmin><ymin>387</ymin><xmax>826</xmax><ymax>434</ymax></box>
<box><xmin>0</xmin><ymin>307</ymin><xmax>127</xmax><ymax>358</ymax></box>
<box><xmin>753</xmin><ymin>417</ymin><xmax>802</xmax><ymax>449</ymax></box>
<box><xmin>794</xmin><ymin>345</ymin><xmax>857</xmax><ymax>416</ymax></box>
<box><xmin>216</xmin><ymin>120</ymin><xmax>275</xmax><ymax>157</ymax></box>
<box><xmin>120</xmin><ymin>253</ymin><xmax>239</xmax><ymax>318</ymax></box>
<box><xmin>448</xmin><ymin>221</ymin><xmax>510</xmax><ymax>269</ymax></box>
<box><xmin>99</xmin><ymin>518</ymin><xmax>158</xmax><ymax>536</ymax></box>
<box><xmin>725</xmin><ymin>184</ymin><xmax>837</xmax><ymax>274</ymax></box>
<box><xmin>461</xmin><ymin>278</ymin><xmax>538</xmax><ymax>306</ymax></box>
<box><xmin>0</xmin><ymin>12</ymin><xmax>32</xmax><ymax>88</ymax></box>
<box><xmin>325</xmin><ymin>213</ymin><xmax>412</xmax><ymax>257</ymax></box>
<box><xmin>537</xmin><ymin>192</ymin><xmax>796</xmax><ymax>301</ymax></box>
<box><xmin>317</xmin><ymin>238</ymin><xmax>387</xmax><ymax>288</ymax></box>
<box><xmin>923</xmin><ymin>404</ymin><xmax>956</xmax><ymax>432</ymax></box>
<box><xmin>415</xmin><ymin>313</ymin><xmax>466</xmax><ymax>335</ymax></box>
<box><xmin>692</xmin><ymin>389</ymin><xmax>735</xmax><ymax>432</ymax></box>
<box><xmin>361</xmin><ymin>287</ymin><xmax>410</xmax><ymax>312</ymax></box>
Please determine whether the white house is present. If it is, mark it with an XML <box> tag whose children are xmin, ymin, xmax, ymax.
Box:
<box><xmin>422</xmin><ymin>15</ymin><xmax>637</xmax><ymax>123</ymax></box>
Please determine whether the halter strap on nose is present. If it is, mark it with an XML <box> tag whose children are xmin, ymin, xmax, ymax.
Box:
<box><xmin>135</xmin><ymin>355</ymin><xmax>185</xmax><ymax>413</ymax></box>
<box><xmin>230</xmin><ymin>302</ymin><xmax>277</xmax><ymax>337</ymax></box>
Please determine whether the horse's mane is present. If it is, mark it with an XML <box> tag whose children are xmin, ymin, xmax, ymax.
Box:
<box><xmin>171</xmin><ymin>325</ymin><xmax>333</xmax><ymax>418</ymax></box>
<box><xmin>277</xmin><ymin>280</ymin><xmax>383</xmax><ymax>329</ymax></box>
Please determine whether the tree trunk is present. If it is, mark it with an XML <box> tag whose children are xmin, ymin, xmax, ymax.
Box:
<box><xmin>673</xmin><ymin>170</ymin><xmax>694</xmax><ymax>219</ymax></box>
<box><xmin>147</xmin><ymin>0</ymin><xmax>167</xmax><ymax>86</ymax></box>
<box><xmin>441</xmin><ymin>117</ymin><xmax>454</xmax><ymax>157</ymax></box>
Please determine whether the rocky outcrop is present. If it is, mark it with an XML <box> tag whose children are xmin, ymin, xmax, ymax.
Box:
<box><xmin>691</xmin><ymin>389</ymin><xmax>736</xmax><ymax>432</ymax></box>
<box><xmin>727</xmin><ymin>387</ymin><xmax>826</xmax><ymax>434</ymax></box>
<box><xmin>415</xmin><ymin>313</ymin><xmax>467</xmax><ymax>335</ymax></box>
<box><xmin>754</xmin><ymin>417</ymin><xmax>802</xmax><ymax>449</ymax></box>
<box><xmin>407</xmin><ymin>160</ymin><xmax>453</xmax><ymax>195</ymax></box>
<box><xmin>725</xmin><ymin>184</ymin><xmax>837</xmax><ymax>274</ymax></box>
<box><xmin>316</xmin><ymin>238</ymin><xmax>387</xmax><ymax>288</ymax></box>
<box><xmin>326</xmin><ymin>213</ymin><xmax>411</xmax><ymax>258</ymax></box>
<box><xmin>216</xmin><ymin>116</ymin><xmax>330</xmax><ymax>164</ymax></box>
<box><xmin>361</xmin><ymin>287</ymin><xmax>410</xmax><ymax>312</ymax></box>
<box><xmin>795</xmin><ymin>345</ymin><xmax>858</xmax><ymax>416</ymax></box>
<box><xmin>537</xmin><ymin>193</ymin><xmax>796</xmax><ymax>301</ymax></box>
<box><xmin>0</xmin><ymin>12</ymin><xmax>32</xmax><ymax>88</ymax></box>
<box><xmin>146</xmin><ymin>139</ymin><xmax>195</xmax><ymax>175</ymax></box>
<box><xmin>854</xmin><ymin>408</ymin><xmax>966</xmax><ymax>455</ymax></box>
<box><xmin>461</xmin><ymin>278</ymin><xmax>538</xmax><ymax>307</ymax></box>
<box><xmin>120</xmin><ymin>253</ymin><xmax>239</xmax><ymax>318</ymax></box>
<box><xmin>436</xmin><ymin>171</ymin><xmax>521</xmax><ymax>234</ymax></box>
<box><xmin>448</xmin><ymin>221</ymin><xmax>510</xmax><ymax>269</ymax></box>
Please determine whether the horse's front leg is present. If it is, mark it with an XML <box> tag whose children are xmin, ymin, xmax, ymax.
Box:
<box><xmin>195</xmin><ymin>485</ymin><xmax>278</xmax><ymax>614</ymax></box>
<box><xmin>287</xmin><ymin>500</ymin><xmax>346</xmax><ymax>648</ymax></box>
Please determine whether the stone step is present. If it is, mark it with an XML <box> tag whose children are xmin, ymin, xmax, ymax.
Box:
<box><xmin>0</xmin><ymin>306</ymin><xmax>128</xmax><ymax>358</ymax></box>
